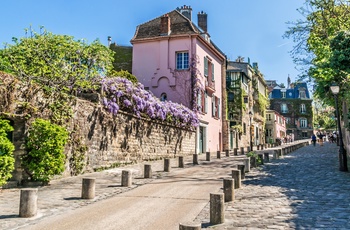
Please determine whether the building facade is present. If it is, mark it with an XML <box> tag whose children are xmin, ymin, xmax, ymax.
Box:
<box><xmin>269</xmin><ymin>82</ymin><xmax>313</xmax><ymax>140</ymax></box>
<box><xmin>131</xmin><ymin>5</ymin><xmax>226</xmax><ymax>153</ymax></box>
<box><xmin>225</xmin><ymin>60</ymin><xmax>268</xmax><ymax>150</ymax></box>
<box><xmin>265</xmin><ymin>110</ymin><xmax>287</xmax><ymax>144</ymax></box>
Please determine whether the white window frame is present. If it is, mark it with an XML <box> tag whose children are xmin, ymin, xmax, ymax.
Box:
<box><xmin>176</xmin><ymin>51</ymin><xmax>189</xmax><ymax>70</ymax></box>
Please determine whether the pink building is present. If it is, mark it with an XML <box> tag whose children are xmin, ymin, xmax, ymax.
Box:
<box><xmin>265</xmin><ymin>110</ymin><xmax>287</xmax><ymax>144</ymax></box>
<box><xmin>131</xmin><ymin>5</ymin><xmax>226</xmax><ymax>153</ymax></box>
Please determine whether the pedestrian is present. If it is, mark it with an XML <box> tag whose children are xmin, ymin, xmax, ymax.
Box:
<box><xmin>311</xmin><ymin>134</ymin><xmax>317</xmax><ymax>146</ymax></box>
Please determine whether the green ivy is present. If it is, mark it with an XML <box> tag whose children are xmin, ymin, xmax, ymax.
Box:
<box><xmin>0</xmin><ymin>118</ymin><xmax>15</xmax><ymax>186</ymax></box>
<box><xmin>22</xmin><ymin>118</ymin><xmax>69</xmax><ymax>182</ymax></box>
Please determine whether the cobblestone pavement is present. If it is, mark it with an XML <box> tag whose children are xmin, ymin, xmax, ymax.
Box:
<box><xmin>197</xmin><ymin>142</ymin><xmax>350</xmax><ymax>229</ymax></box>
<box><xmin>1</xmin><ymin>141</ymin><xmax>349</xmax><ymax>229</ymax></box>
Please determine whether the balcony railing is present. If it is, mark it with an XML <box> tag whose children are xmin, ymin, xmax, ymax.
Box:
<box><xmin>205</xmin><ymin>80</ymin><xmax>215</xmax><ymax>93</ymax></box>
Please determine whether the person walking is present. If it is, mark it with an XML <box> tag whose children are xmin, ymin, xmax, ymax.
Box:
<box><xmin>311</xmin><ymin>134</ymin><xmax>317</xmax><ymax>146</ymax></box>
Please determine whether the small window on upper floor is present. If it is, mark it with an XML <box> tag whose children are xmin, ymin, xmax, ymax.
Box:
<box><xmin>176</xmin><ymin>51</ymin><xmax>189</xmax><ymax>70</ymax></box>
<box><xmin>281</xmin><ymin>91</ymin><xmax>286</xmax><ymax>98</ymax></box>
<box><xmin>299</xmin><ymin>90</ymin><xmax>306</xmax><ymax>99</ymax></box>
<box><xmin>300</xmin><ymin>104</ymin><xmax>306</xmax><ymax>113</ymax></box>
<box><xmin>281</xmin><ymin>103</ymin><xmax>288</xmax><ymax>113</ymax></box>
<box><xmin>204</xmin><ymin>56</ymin><xmax>214</xmax><ymax>82</ymax></box>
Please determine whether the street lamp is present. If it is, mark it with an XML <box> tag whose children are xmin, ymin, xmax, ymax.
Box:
<box><xmin>249</xmin><ymin>111</ymin><xmax>253</xmax><ymax>152</ymax></box>
<box><xmin>330</xmin><ymin>83</ymin><xmax>348</xmax><ymax>172</ymax></box>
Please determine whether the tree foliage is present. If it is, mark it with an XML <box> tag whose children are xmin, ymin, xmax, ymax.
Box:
<box><xmin>22</xmin><ymin>118</ymin><xmax>69</xmax><ymax>182</ymax></box>
<box><xmin>0</xmin><ymin>118</ymin><xmax>15</xmax><ymax>186</ymax></box>
<box><xmin>0</xmin><ymin>27</ymin><xmax>115</xmax><ymax>94</ymax></box>
<box><xmin>284</xmin><ymin>0</ymin><xmax>350</xmax><ymax>103</ymax></box>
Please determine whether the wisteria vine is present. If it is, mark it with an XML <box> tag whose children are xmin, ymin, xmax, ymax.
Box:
<box><xmin>101</xmin><ymin>77</ymin><xmax>199</xmax><ymax>130</ymax></box>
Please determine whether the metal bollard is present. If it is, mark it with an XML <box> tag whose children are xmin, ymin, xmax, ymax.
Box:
<box><xmin>19</xmin><ymin>188</ymin><xmax>38</xmax><ymax>217</ymax></box>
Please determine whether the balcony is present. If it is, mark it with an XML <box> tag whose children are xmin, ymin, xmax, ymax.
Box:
<box><xmin>205</xmin><ymin>79</ymin><xmax>215</xmax><ymax>94</ymax></box>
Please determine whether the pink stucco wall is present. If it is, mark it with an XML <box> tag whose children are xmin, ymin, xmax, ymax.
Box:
<box><xmin>132</xmin><ymin>36</ymin><xmax>223</xmax><ymax>153</ymax></box>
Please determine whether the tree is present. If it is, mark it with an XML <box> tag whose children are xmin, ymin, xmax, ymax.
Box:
<box><xmin>284</xmin><ymin>1</ymin><xmax>350</xmax><ymax>104</ymax></box>
<box><xmin>0</xmin><ymin>118</ymin><xmax>15</xmax><ymax>186</ymax></box>
<box><xmin>0</xmin><ymin>27</ymin><xmax>115</xmax><ymax>94</ymax></box>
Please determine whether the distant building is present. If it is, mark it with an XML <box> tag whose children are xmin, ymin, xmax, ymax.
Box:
<box><xmin>269</xmin><ymin>81</ymin><xmax>313</xmax><ymax>140</ymax></box>
<box><xmin>265</xmin><ymin>110</ymin><xmax>286</xmax><ymax>143</ymax></box>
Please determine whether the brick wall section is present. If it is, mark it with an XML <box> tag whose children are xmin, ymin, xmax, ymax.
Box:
<box><xmin>67</xmin><ymin>99</ymin><xmax>196</xmax><ymax>173</ymax></box>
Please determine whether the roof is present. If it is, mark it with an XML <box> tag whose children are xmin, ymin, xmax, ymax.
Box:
<box><xmin>226</xmin><ymin>61</ymin><xmax>251</xmax><ymax>79</ymax></box>
<box><xmin>270</xmin><ymin>82</ymin><xmax>311</xmax><ymax>99</ymax></box>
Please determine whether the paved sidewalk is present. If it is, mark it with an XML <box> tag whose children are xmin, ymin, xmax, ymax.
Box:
<box><xmin>1</xmin><ymin>141</ymin><xmax>348</xmax><ymax>229</ymax></box>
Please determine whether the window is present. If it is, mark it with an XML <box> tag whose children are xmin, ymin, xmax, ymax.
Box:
<box><xmin>243</xmin><ymin>123</ymin><xmax>246</xmax><ymax>135</ymax></box>
<box><xmin>160</xmin><ymin>93</ymin><xmax>167</xmax><ymax>102</ymax></box>
<box><xmin>299</xmin><ymin>118</ymin><xmax>307</xmax><ymax>128</ymax></box>
<box><xmin>300</xmin><ymin>104</ymin><xmax>306</xmax><ymax>113</ymax></box>
<box><xmin>176</xmin><ymin>52</ymin><xmax>189</xmax><ymax>70</ymax></box>
<box><xmin>211</xmin><ymin>95</ymin><xmax>220</xmax><ymax>119</ymax></box>
<box><xmin>299</xmin><ymin>90</ymin><xmax>306</xmax><ymax>98</ymax></box>
<box><xmin>266</xmin><ymin>114</ymin><xmax>271</xmax><ymax>121</ymax></box>
<box><xmin>228</xmin><ymin>92</ymin><xmax>234</xmax><ymax>102</ymax></box>
<box><xmin>281</xmin><ymin>91</ymin><xmax>286</xmax><ymax>98</ymax></box>
<box><xmin>204</xmin><ymin>56</ymin><xmax>214</xmax><ymax>82</ymax></box>
<box><xmin>226</xmin><ymin>72</ymin><xmax>240</xmax><ymax>88</ymax></box>
<box><xmin>243</xmin><ymin>96</ymin><xmax>248</xmax><ymax>104</ymax></box>
<box><xmin>285</xmin><ymin>117</ymin><xmax>290</xmax><ymax>124</ymax></box>
<box><xmin>197</xmin><ymin>90</ymin><xmax>207</xmax><ymax>114</ymax></box>
<box><xmin>281</xmin><ymin>103</ymin><xmax>288</xmax><ymax>113</ymax></box>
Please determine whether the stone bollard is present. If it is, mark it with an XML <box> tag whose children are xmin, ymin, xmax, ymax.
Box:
<box><xmin>121</xmin><ymin>170</ymin><xmax>132</xmax><ymax>187</ymax></box>
<box><xmin>264</xmin><ymin>152</ymin><xmax>270</xmax><ymax>163</ymax></box>
<box><xmin>81</xmin><ymin>178</ymin><xmax>95</xmax><ymax>199</ymax></box>
<box><xmin>217</xmin><ymin>151</ymin><xmax>221</xmax><ymax>159</ymax></box>
<box><xmin>231</xmin><ymin>169</ymin><xmax>241</xmax><ymax>189</ymax></box>
<box><xmin>225</xmin><ymin>150</ymin><xmax>230</xmax><ymax>157</ymax></box>
<box><xmin>144</xmin><ymin>164</ymin><xmax>152</xmax><ymax>178</ymax></box>
<box><xmin>237</xmin><ymin>164</ymin><xmax>245</xmax><ymax>179</ymax></box>
<box><xmin>179</xmin><ymin>156</ymin><xmax>184</xmax><ymax>168</ymax></box>
<box><xmin>250</xmin><ymin>156</ymin><xmax>257</xmax><ymax>168</ymax></box>
<box><xmin>261</xmin><ymin>144</ymin><xmax>264</xmax><ymax>150</ymax></box>
<box><xmin>179</xmin><ymin>222</ymin><xmax>202</xmax><ymax>230</ymax></box>
<box><xmin>223</xmin><ymin>178</ymin><xmax>235</xmax><ymax>202</ymax></box>
<box><xmin>210</xmin><ymin>193</ymin><xmax>225</xmax><ymax>225</ymax></box>
<box><xmin>247</xmin><ymin>146</ymin><xmax>250</xmax><ymax>152</ymax></box>
<box><xmin>278</xmin><ymin>149</ymin><xmax>282</xmax><ymax>158</ymax></box>
<box><xmin>244</xmin><ymin>158</ymin><xmax>250</xmax><ymax>172</ymax></box>
<box><xmin>257</xmin><ymin>145</ymin><xmax>260</xmax><ymax>150</ymax></box>
<box><xmin>240</xmin><ymin>147</ymin><xmax>245</xmax><ymax>155</ymax></box>
<box><xmin>273</xmin><ymin>150</ymin><xmax>278</xmax><ymax>159</ymax></box>
<box><xmin>258</xmin><ymin>154</ymin><xmax>264</xmax><ymax>165</ymax></box>
<box><xmin>234</xmin><ymin>148</ymin><xmax>238</xmax><ymax>156</ymax></box>
<box><xmin>206</xmin><ymin>152</ymin><xmax>211</xmax><ymax>161</ymax></box>
<box><xmin>19</xmin><ymin>188</ymin><xmax>38</xmax><ymax>217</ymax></box>
<box><xmin>193</xmin><ymin>154</ymin><xmax>199</xmax><ymax>165</ymax></box>
<box><xmin>164</xmin><ymin>158</ymin><xmax>170</xmax><ymax>172</ymax></box>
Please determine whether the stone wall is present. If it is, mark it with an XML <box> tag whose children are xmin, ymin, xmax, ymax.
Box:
<box><xmin>69</xmin><ymin>99</ymin><xmax>196</xmax><ymax>174</ymax></box>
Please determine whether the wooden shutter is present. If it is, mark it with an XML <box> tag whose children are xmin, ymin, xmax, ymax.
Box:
<box><xmin>211</xmin><ymin>63</ymin><xmax>214</xmax><ymax>81</ymax></box>
<box><xmin>204</xmin><ymin>56</ymin><xmax>208</xmax><ymax>77</ymax></box>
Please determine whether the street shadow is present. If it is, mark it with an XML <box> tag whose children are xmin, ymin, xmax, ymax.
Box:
<box><xmin>0</xmin><ymin>214</ymin><xmax>18</xmax><ymax>219</ymax></box>
<box><xmin>64</xmin><ymin>197</ymin><xmax>82</xmax><ymax>200</ymax></box>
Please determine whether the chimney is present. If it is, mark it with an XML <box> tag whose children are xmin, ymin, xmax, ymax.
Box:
<box><xmin>252</xmin><ymin>62</ymin><xmax>258</xmax><ymax>69</ymax></box>
<box><xmin>178</xmin><ymin>5</ymin><xmax>192</xmax><ymax>21</ymax></box>
<box><xmin>197</xmin><ymin>11</ymin><xmax>207</xmax><ymax>32</ymax></box>
<box><xmin>160</xmin><ymin>14</ymin><xmax>170</xmax><ymax>35</ymax></box>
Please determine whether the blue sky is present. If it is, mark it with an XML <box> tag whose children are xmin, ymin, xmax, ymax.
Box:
<box><xmin>1</xmin><ymin>0</ymin><xmax>306</xmax><ymax>85</ymax></box>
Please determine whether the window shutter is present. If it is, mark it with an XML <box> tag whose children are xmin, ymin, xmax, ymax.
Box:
<box><xmin>204</xmin><ymin>56</ymin><xmax>208</xmax><ymax>77</ymax></box>
<box><xmin>218</xmin><ymin>97</ymin><xmax>220</xmax><ymax>118</ymax></box>
<box><xmin>211</xmin><ymin>63</ymin><xmax>214</xmax><ymax>81</ymax></box>
<box><xmin>205</xmin><ymin>91</ymin><xmax>208</xmax><ymax>113</ymax></box>
<box><xmin>197</xmin><ymin>90</ymin><xmax>201</xmax><ymax>109</ymax></box>
<box><xmin>212</xmin><ymin>96</ymin><xmax>215</xmax><ymax>117</ymax></box>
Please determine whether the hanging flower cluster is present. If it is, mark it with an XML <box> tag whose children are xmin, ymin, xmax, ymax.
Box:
<box><xmin>101</xmin><ymin>77</ymin><xmax>199</xmax><ymax>130</ymax></box>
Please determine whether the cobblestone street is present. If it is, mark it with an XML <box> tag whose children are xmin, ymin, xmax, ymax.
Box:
<box><xmin>199</xmin><ymin>142</ymin><xmax>350</xmax><ymax>229</ymax></box>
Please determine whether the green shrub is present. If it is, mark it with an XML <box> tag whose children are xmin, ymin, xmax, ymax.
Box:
<box><xmin>23</xmin><ymin>118</ymin><xmax>69</xmax><ymax>182</ymax></box>
<box><xmin>0</xmin><ymin>119</ymin><xmax>15</xmax><ymax>186</ymax></box>
<box><xmin>247</xmin><ymin>151</ymin><xmax>262</xmax><ymax>165</ymax></box>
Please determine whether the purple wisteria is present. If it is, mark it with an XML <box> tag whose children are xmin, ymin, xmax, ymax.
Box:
<box><xmin>101</xmin><ymin>77</ymin><xmax>199</xmax><ymax>130</ymax></box>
